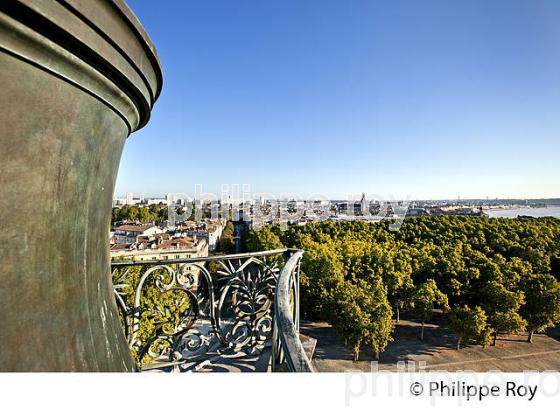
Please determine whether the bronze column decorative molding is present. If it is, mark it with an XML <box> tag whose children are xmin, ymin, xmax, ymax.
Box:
<box><xmin>0</xmin><ymin>0</ymin><xmax>162</xmax><ymax>371</ymax></box>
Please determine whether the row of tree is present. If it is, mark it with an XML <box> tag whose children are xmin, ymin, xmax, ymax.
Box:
<box><xmin>244</xmin><ymin>216</ymin><xmax>560</xmax><ymax>358</ymax></box>
<box><xmin>112</xmin><ymin>203</ymin><xmax>218</xmax><ymax>226</ymax></box>
<box><xmin>111</xmin><ymin>204</ymin><xmax>168</xmax><ymax>224</ymax></box>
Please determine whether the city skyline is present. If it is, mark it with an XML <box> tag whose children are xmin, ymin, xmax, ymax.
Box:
<box><xmin>113</xmin><ymin>190</ymin><xmax>560</xmax><ymax>203</ymax></box>
<box><xmin>117</xmin><ymin>0</ymin><xmax>560</xmax><ymax>199</ymax></box>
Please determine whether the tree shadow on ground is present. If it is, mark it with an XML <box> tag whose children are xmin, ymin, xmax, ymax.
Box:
<box><xmin>301</xmin><ymin>311</ymin><xmax>457</xmax><ymax>364</ymax></box>
<box><xmin>546</xmin><ymin>325</ymin><xmax>560</xmax><ymax>342</ymax></box>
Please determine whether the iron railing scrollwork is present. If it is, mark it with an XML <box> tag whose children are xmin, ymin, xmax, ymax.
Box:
<box><xmin>111</xmin><ymin>248</ymin><xmax>313</xmax><ymax>372</ymax></box>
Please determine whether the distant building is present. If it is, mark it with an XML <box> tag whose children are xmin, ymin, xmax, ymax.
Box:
<box><xmin>170</xmin><ymin>220</ymin><xmax>224</xmax><ymax>251</ymax></box>
<box><xmin>146</xmin><ymin>198</ymin><xmax>166</xmax><ymax>205</ymax></box>
<box><xmin>110</xmin><ymin>236</ymin><xmax>208</xmax><ymax>263</ymax></box>
<box><xmin>112</xmin><ymin>224</ymin><xmax>162</xmax><ymax>244</ymax></box>
<box><xmin>360</xmin><ymin>193</ymin><xmax>367</xmax><ymax>216</ymax></box>
<box><xmin>407</xmin><ymin>208</ymin><xmax>429</xmax><ymax>217</ymax></box>
<box><xmin>112</xmin><ymin>198</ymin><xmax>125</xmax><ymax>207</ymax></box>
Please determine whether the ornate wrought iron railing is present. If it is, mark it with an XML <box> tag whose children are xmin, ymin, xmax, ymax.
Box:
<box><xmin>111</xmin><ymin>248</ymin><xmax>313</xmax><ymax>372</ymax></box>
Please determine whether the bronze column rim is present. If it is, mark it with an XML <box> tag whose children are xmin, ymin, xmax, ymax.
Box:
<box><xmin>0</xmin><ymin>0</ymin><xmax>163</xmax><ymax>133</ymax></box>
<box><xmin>108</xmin><ymin>0</ymin><xmax>163</xmax><ymax>99</ymax></box>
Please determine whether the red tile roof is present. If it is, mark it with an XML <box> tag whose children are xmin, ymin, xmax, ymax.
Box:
<box><xmin>158</xmin><ymin>238</ymin><xmax>195</xmax><ymax>250</ymax></box>
<box><xmin>110</xmin><ymin>243</ymin><xmax>131</xmax><ymax>251</ymax></box>
<box><xmin>114</xmin><ymin>224</ymin><xmax>155</xmax><ymax>232</ymax></box>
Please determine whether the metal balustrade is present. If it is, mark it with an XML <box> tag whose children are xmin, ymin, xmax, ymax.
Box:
<box><xmin>111</xmin><ymin>249</ymin><xmax>313</xmax><ymax>372</ymax></box>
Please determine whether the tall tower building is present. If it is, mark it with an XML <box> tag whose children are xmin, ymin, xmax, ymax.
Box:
<box><xmin>360</xmin><ymin>192</ymin><xmax>367</xmax><ymax>216</ymax></box>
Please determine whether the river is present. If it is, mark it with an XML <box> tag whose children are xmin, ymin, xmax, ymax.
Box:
<box><xmin>485</xmin><ymin>206</ymin><xmax>560</xmax><ymax>219</ymax></box>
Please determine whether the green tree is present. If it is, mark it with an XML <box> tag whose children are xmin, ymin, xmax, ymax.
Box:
<box><xmin>244</xmin><ymin>226</ymin><xmax>284</xmax><ymax>251</ymax></box>
<box><xmin>411</xmin><ymin>279</ymin><xmax>449</xmax><ymax>340</ymax></box>
<box><xmin>138</xmin><ymin>207</ymin><xmax>152</xmax><ymax>223</ymax></box>
<box><xmin>127</xmin><ymin>206</ymin><xmax>139</xmax><ymax>221</ymax></box>
<box><xmin>520</xmin><ymin>274</ymin><xmax>560</xmax><ymax>342</ymax></box>
<box><xmin>217</xmin><ymin>221</ymin><xmax>235</xmax><ymax>253</ymax></box>
<box><xmin>361</xmin><ymin>246</ymin><xmax>414</xmax><ymax>323</ymax></box>
<box><xmin>299</xmin><ymin>239</ymin><xmax>345</xmax><ymax>318</ymax></box>
<box><xmin>481</xmin><ymin>280</ymin><xmax>526</xmax><ymax>345</ymax></box>
<box><xmin>448</xmin><ymin>305</ymin><xmax>492</xmax><ymax>350</ymax></box>
<box><xmin>331</xmin><ymin>279</ymin><xmax>394</xmax><ymax>360</ymax></box>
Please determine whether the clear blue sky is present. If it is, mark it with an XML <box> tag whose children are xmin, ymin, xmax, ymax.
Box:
<box><xmin>116</xmin><ymin>0</ymin><xmax>560</xmax><ymax>200</ymax></box>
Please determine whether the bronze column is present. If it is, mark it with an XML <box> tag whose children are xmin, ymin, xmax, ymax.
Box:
<box><xmin>0</xmin><ymin>0</ymin><xmax>162</xmax><ymax>371</ymax></box>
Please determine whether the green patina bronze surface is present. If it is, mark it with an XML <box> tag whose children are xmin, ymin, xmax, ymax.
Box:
<box><xmin>0</xmin><ymin>0</ymin><xmax>162</xmax><ymax>371</ymax></box>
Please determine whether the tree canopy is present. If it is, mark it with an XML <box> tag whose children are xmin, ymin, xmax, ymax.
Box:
<box><xmin>245</xmin><ymin>216</ymin><xmax>560</xmax><ymax>356</ymax></box>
